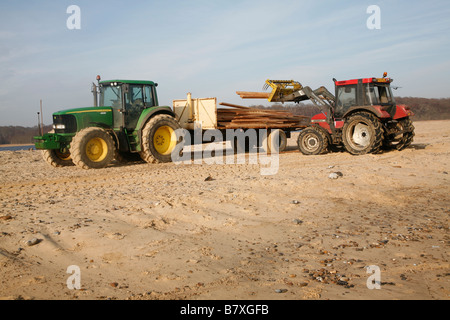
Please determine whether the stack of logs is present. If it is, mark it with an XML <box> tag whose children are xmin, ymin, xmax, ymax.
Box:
<box><xmin>217</xmin><ymin>102</ymin><xmax>310</xmax><ymax>129</ymax></box>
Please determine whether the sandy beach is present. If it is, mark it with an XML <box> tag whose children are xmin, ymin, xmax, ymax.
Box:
<box><xmin>0</xmin><ymin>120</ymin><xmax>448</xmax><ymax>300</ymax></box>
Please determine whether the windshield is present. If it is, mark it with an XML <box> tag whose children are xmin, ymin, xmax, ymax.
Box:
<box><xmin>364</xmin><ymin>84</ymin><xmax>395</xmax><ymax>105</ymax></box>
<box><xmin>100</xmin><ymin>85</ymin><xmax>122</xmax><ymax>109</ymax></box>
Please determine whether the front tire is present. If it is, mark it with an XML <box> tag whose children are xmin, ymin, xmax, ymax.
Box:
<box><xmin>297</xmin><ymin>126</ymin><xmax>329</xmax><ymax>155</ymax></box>
<box><xmin>42</xmin><ymin>149</ymin><xmax>74</xmax><ymax>167</ymax></box>
<box><xmin>139</xmin><ymin>114</ymin><xmax>181</xmax><ymax>163</ymax></box>
<box><xmin>71</xmin><ymin>127</ymin><xmax>115</xmax><ymax>169</ymax></box>
<box><xmin>383</xmin><ymin>117</ymin><xmax>415</xmax><ymax>151</ymax></box>
<box><xmin>342</xmin><ymin>112</ymin><xmax>383</xmax><ymax>155</ymax></box>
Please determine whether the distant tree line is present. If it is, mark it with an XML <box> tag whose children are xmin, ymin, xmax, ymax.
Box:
<box><xmin>0</xmin><ymin>125</ymin><xmax>52</xmax><ymax>145</ymax></box>
<box><xmin>395</xmin><ymin>97</ymin><xmax>450</xmax><ymax>121</ymax></box>
<box><xmin>0</xmin><ymin>97</ymin><xmax>448</xmax><ymax>145</ymax></box>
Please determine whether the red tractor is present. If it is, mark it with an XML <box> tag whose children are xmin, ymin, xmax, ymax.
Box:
<box><xmin>292</xmin><ymin>73</ymin><xmax>415</xmax><ymax>155</ymax></box>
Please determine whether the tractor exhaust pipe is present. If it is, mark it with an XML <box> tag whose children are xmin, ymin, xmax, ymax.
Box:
<box><xmin>92</xmin><ymin>75</ymin><xmax>101</xmax><ymax>107</ymax></box>
<box><xmin>92</xmin><ymin>82</ymin><xmax>98</xmax><ymax>107</ymax></box>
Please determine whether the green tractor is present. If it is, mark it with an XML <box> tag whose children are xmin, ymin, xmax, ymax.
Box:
<box><xmin>34</xmin><ymin>76</ymin><xmax>181</xmax><ymax>169</ymax></box>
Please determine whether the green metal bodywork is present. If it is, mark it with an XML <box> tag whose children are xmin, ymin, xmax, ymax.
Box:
<box><xmin>33</xmin><ymin>79</ymin><xmax>173</xmax><ymax>153</ymax></box>
<box><xmin>34</xmin><ymin>132</ymin><xmax>72</xmax><ymax>150</ymax></box>
<box><xmin>58</xmin><ymin>106</ymin><xmax>114</xmax><ymax>127</ymax></box>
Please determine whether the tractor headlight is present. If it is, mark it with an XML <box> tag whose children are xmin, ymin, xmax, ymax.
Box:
<box><xmin>53</xmin><ymin>124</ymin><xmax>66</xmax><ymax>130</ymax></box>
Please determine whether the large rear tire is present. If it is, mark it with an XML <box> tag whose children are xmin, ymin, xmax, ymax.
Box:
<box><xmin>139</xmin><ymin>114</ymin><xmax>181</xmax><ymax>163</ymax></box>
<box><xmin>342</xmin><ymin>112</ymin><xmax>383</xmax><ymax>155</ymax></box>
<box><xmin>297</xmin><ymin>126</ymin><xmax>329</xmax><ymax>155</ymax></box>
<box><xmin>71</xmin><ymin>127</ymin><xmax>115</xmax><ymax>169</ymax></box>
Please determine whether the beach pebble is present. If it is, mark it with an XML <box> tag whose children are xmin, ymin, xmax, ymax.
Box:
<box><xmin>275</xmin><ymin>289</ymin><xmax>287</xmax><ymax>293</ymax></box>
<box><xmin>25</xmin><ymin>238</ymin><xmax>41</xmax><ymax>246</ymax></box>
<box><xmin>328</xmin><ymin>172</ymin><xmax>343</xmax><ymax>179</ymax></box>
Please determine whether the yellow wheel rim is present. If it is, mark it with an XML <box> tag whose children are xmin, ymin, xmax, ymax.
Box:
<box><xmin>55</xmin><ymin>150</ymin><xmax>71</xmax><ymax>161</ymax></box>
<box><xmin>86</xmin><ymin>137</ymin><xmax>108</xmax><ymax>162</ymax></box>
<box><xmin>153</xmin><ymin>126</ymin><xmax>176</xmax><ymax>155</ymax></box>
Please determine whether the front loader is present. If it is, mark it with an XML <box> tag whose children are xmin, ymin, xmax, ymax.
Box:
<box><xmin>34</xmin><ymin>76</ymin><xmax>181</xmax><ymax>169</ymax></box>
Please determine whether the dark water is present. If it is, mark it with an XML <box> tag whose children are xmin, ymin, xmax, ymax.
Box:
<box><xmin>0</xmin><ymin>145</ymin><xmax>36</xmax><ymax>151</ymax></box>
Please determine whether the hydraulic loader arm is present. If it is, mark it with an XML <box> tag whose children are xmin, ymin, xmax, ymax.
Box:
<box><xmin>277</xmin><ymin>85</ymin><xmax>334</xmax><ymax>115</ymax></box>
<box><xmin>273</xmin><ymin>84</ymin><xmax>337</xmax><ymax>137</ymax></box>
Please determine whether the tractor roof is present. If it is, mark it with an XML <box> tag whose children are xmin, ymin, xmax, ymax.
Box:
<box><xmin>335</xmin><ymin>77</ymin><xmax>393</xmax><ymax>86</ymax></box>
<box><xmin>100</xmin><ymin>79</ymin><xmax>157</xmax><ymax>86</ymax></box>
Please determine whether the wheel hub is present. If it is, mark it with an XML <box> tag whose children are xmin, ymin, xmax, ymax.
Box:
<box><xmin>303</xmin><ymin>134</ymin><xmax>320</xmax><ymax>151</ymax></box>
<box><xmin>153</xmin><ymin>126</ymin><xmax>176</xmax><ymax>155</ymax></box>
<box><xmin>86</xmin><ymin>137</ymin><xmax>108</xmax><ymax>162</ymax></box>
<box><xmin>307</xmin><ymin>137</ymin><xmax>318</xmax><ymax>148</ymax></box>
<box><xmin>352</xmin><ymin>123</ymin><xmax>371</xmax><ymax>147</ymax></box>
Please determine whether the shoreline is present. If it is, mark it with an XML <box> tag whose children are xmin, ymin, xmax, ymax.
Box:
<box><xmin>0</xmin><ymin>143</ymin><xmax>34</xmax><ymax>148</ymax></box>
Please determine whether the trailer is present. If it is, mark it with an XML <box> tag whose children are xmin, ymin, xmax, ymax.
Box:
<box><xmin>172</xmin><ymin>93</ymin><xmax>310</xmax><ymax>153</ymax></box>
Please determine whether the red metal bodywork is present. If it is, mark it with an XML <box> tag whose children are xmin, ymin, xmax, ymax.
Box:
<box><xmin>311</xmin><ymin>105</ymin><xmax>414</xmax><ymax>134</ymax></box>
<box><xmin>335</xmin><ymin>77</ymin><xmax>393</xmax><ymax>86</ymax></box>
<box><xmin>311</xmin><ymin>113</ymin><xmax>344</xmax><ymax>134</ymax></box>
<box><xmin>394</xmin><ymin>104</ymin><xmax>414</xmax><ymax>119</ymax></box>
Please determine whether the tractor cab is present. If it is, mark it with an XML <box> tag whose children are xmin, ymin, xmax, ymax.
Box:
<box><xmin>97</xmin><ymin>79</ymin><xmax>159</xmax><ymax>131</ymax></box>
<box><xmin>334</xmin><ymin>73</ymin><xmax>396</xmax><ymax>119</ymax></box>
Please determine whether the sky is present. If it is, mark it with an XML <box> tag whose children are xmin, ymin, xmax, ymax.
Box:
<box><xmin>0</xmin><ymin>0</ymin><xmax>449</xmax><ymax>126</ymax></box>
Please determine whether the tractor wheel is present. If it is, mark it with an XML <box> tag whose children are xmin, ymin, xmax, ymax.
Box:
<box><xmin>42</xmin><ymin>149</ymin><xmax>74</xmax><ymax>167</ymax></box>
<box><xmin>262</xmin><ymin>129</ymin><xmax>287</xmax><ymax>154</ymax></box>
<box><xmin>383</xmin><ymin>117</ymin><xmax>415</xmax><ymax>151</ymax></box>
<box><xmin>297</xmin><ymin>126</ymin><xmax>329</xmax><ymax>155</ymax></box>
<box><xmin>41</xmin><ymin>130</ymin><xmax>74</xmax><ymax>167</ymax></box>
<box><xmin>139</xmin><ymin>114</ymin><xmax>181</xmax><ymax>163</ymax></box>
<box><xmin>342</xmin><ymin>112</ymin><xmax>383</xmax><ymax>155</ymax></box>
<box><xmin>71</xmin><ymin>127</ymin><xmax>115</xmax><ymax>169</ymax></box>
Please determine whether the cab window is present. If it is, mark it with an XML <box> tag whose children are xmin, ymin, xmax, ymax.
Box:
<box><xmin>335</xmin><ymin>85</ymin><xmax>357</xmax><ymax>116</ymax></box>
<box><xmin>143</xmin><ymin>86</ymin><xmax>154</xmax><ymax>107</ymax></box>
